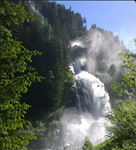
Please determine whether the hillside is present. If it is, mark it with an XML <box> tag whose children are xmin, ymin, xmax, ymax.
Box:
<box><xmin>1</xmin><ymin>1</ymin><xmax>135</xmax><ymax>150</ymax></box>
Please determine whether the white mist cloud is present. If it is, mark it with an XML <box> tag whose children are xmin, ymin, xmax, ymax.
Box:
<box><xmin>29</xmin><ymin>1</ymin><xmax>38</xmax><ymax>14</ymax></box>
<box><xmin>83</xmin><ymin>28</ymin><xmax>127</xmax><ymax>73</ymax></box>
<box><xmin>70</xmin><ymin>27</ymin><xmax>130</xmax><ymax>76</ymax></box>
<box><xmin>60</xmin><ymin>108</ymin><xmax>108</xmax><ymax>149</ymax></box>
<box><xmin>29</xmin><ymin>1</ymin><xmax>45</xmax><ymax>25</ymax></box>
<box><xmin>71</xmin><ymin>40</ymin><xmax>85</xmax><ymax>48</ymax></box>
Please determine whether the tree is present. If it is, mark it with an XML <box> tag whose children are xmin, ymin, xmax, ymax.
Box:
<box><xmin>97</xmin><ymin>60</ymin><xmax>109</xmax><ymax>73</ymax></box>
<box><xmin>106</xmin><ymin>100</ymin><xmax>136</xmax><ymax>149</ymax></box>
<box><xmin>113</xmin><ymin>52</ymin><xmax>136</xmax><ymax>99</ymax></box>
<box><xmin>105</xmin><ymin>51</ymin><xmax>136</xmax><ymax>149</ymax></box>
<box><xmin>0</xmin><ymin>1</ymin><xmax>43</xmax><ymax>149</ymax></box>
<box><xmin>82</xmin><ymin>137</ymin><xmax>94</xmax><ymax>150</ymax></box>
<box><xmin>109</xmin><ymin>64</ymin><xmax>116</xmax><ymax>78</ymax></box>
<box><xmin>42</xmin><ymin>18</ymin><xmax>53</xmax><ymax>42</ymax></box>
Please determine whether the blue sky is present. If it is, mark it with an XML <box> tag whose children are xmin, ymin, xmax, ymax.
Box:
<box><xmin>56</xmin><ymin>1</ymin><xmax>136</xmax><ymax>52</ymax></box>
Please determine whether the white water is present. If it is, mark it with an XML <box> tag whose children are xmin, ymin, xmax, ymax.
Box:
<box><xmin>59</xmin><ymin>63</ymin><xmax>111</xmax><ymax>150</ymax></box>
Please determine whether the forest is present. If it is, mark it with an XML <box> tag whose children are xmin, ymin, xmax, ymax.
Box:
<box><xmin>0</xmin><ymin>0</ymin><xmax>136</xmax><ymax>150</ymax></box>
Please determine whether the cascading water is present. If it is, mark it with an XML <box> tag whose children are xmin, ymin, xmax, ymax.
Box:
<box><xmin>59</xmin><ymin>60</ymin><xmax>111</xmax><ymax>149</ymax></box>
<box><xmin>44</xmin><ymin>30</ymin><xmax>125</xmax><ymax>150</ymax></box>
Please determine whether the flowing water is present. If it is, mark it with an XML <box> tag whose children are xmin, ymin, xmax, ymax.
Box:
<box><xmin>58</xmin><ymin>62</ymin><xmax>111</xmax><ymax>150</ymax></box>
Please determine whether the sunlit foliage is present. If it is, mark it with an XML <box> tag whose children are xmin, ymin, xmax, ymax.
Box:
<box><xmin>0</xmin><ymin>1</ymin><xmax>43</xmax><ymax>149</ymax></box>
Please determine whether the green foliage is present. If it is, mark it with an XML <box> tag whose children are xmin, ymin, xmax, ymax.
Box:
<box><xmin>82</xmin><ymin>137</ymin><xmax>94</xmax><ymax>150</ymax></box>
<box><xmin>1</xmin><ymin>1</ymin><xmax>72</xmax><ymax>121</ymax></box>
<box><xmin>0</xmin><ymin>1</ymin><xmax>84</xmax><ymax>148</ymax></box>
<box><xmin>11</xmin><ymin>1</ymin><xmax>77</xmax><ymax>117</ymax></box>
<box><xmin>0</xmin><ymin>1</ymin><xmax>43</xmax><ymax>149</ymax></box>
<box><xmin>43</xmin><ymin>18</ymin><xmax>53</xmax><ymax>41</ymax></box>
<box><xmin>113</xmin><ymin>52</ymin><xmax>136</xmax><ymax>99</ymax></box>
<box><xmin>28</xmin><ymin>106</ymin><xmax>65</xmax><ymax>149</ymax></box>
<box><xmin>40</xmin><ymin>1</ymin><xmax>87</xmax><ymax>40</ymax></box>
<box><xmin>0</xmin><ymin>0</ymin><xmax>30</xmax><ymax>27</ymax></box>
<box><xmin>43</xmin><ymin>107</ymin><xmax>65</xmax><ymax>148</ymax></box>
<box><xmin>94</xmin><ymin>138</ymin><xmax>115</xmax><ymax>150</ymax></box>
<box><xmin>27</xmin><ymin>120</ymin><xmax>47</xmax><ymax>149</ymax></box>
<box><xmin>102</xmin><ymin>51</ymin><xmax>136</xmax><ymax>150</ymax></box>
<box><xmin>106</xmin><ymin>99</ymin><xmax>136</xmax><ymax>149</ymax></box>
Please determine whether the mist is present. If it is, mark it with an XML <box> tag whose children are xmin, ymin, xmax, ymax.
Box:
<box><xmin>54</xmin><ymin>27</ymin><xmax>129</xmax><ymax>149</ymax></box>
<box><xmin>71</xmin><ymin>27</ymin><xmax>128</xmax><ymax>75</ymax></box>
<box><xmin>42</xmin><ymin>27</ymin><xmax>129</xmax><ymax>150</ymax></box>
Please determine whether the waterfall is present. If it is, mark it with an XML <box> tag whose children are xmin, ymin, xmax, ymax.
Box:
<box><xmin>59</xmin><ymin>61</ymin><xmax>111</xmax><ymax>149</ymax></box>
